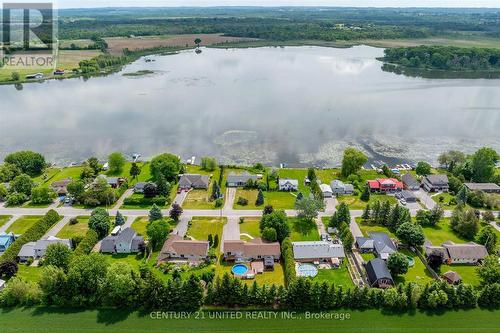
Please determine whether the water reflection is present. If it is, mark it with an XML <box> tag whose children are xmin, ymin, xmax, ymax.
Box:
<box><xmin>0</xmin><ymin>46</ymin><xmax>499</xmax><ymax>166</ymax></box>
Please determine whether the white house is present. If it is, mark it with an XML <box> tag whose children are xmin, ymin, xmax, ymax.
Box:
<box><xmin>278</xmin><ymin>179</ymin><xmax>299</xmax><ymax>191</ymax></box>
<box><xmin>330</xmin><ymin>180</ymin><xmax>354</xmax><ymax>196</ymax></box>
<box><xmin>320</xmin><ymin>184</ymin><xmax>333</xmax><ymax>198</ymax></box>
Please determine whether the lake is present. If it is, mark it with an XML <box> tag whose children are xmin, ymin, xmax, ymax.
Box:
<box><xmin>1</xmin><ymin>45</ymin><xmax>499</xmax><ymax>167</ymax></box>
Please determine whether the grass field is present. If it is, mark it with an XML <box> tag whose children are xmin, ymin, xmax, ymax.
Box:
<box><xmin>182</xmin><ymin>165</ymin><xmax>221</xmax><ymax>210</ymax></box>
<box><xmin>15</xmin><ymin>265</ymin><xmax>43</xmax><ymax>283</ymax></box>
<box><xmin>187</xmin><ymin>217</ymin><xmax>226</xmax><ymax>255</ymax></box>
<box><xmin>0</xmin><ymin>215</ymin><xmax>12</xmax><ymax>228</ymax></box>
<box><xmin>438</xmin><ymin>264</ymin><xmax>480</xmax><ymax>286</ymax></box>
<box><xmin>131</xmin><ymin>217</ymin><xmax>149</xmax><ymax>237</ymax></box>
<box><xmin>314</xmin><ymin>261</ymin><xmax>354</xmax><ymax>288</ymax></box>
<box><xmin>421</xmin><ymin>218</ymin><xmax>468</xmax><ymax>245</ymax></box>
<box><xmin>394</xmin><ymin>249</ymin><xmax>434</xmax><ymax>285</ymax></box>
<box><xmin>216</xmin><ymin>261</ymin><xmax>285</xmax><ymax>286</ymax></box>
<box><xmin>356</xmin><ymin>218</ymin><xmax>397</xmax><ymax>238</ymax></box>
<box><xmin>56</xmin><ymin>216</ymin><xmax>89</xmax><ymax>239</ymax></box>
<box><xmin>6</xmin><ymin>215</ymin><xmax>43</xmax><ymax>234</ymax></box>
<box><xmin>1</xmin><ymin>308</ymin><xmax>499</xmax><ymax>333</ymax></box>
<box><xmin>287</xmin><ymin>217</ymin><xmax>320</xmax><ymax>242</ymax></box>
<box><xmin>239</xmin><ymin>217</ymin><xmax>261</xmax><ymax>239</ymax></box>
<box><xmin>234</xmin><ymin>190</ymin><xmax>297</xmax><ymax>210</ymax></box>
<box><xmin>277</xmin><ymin>169</ymin><xmax>310</xmax><ymax>196</ymax></box>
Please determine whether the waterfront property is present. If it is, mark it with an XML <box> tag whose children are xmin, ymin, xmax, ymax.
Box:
<box><xmin>422</xmin><ymin>174</ymin><xmax>449</xmax><ymax>192</ymax></box>
<box><xmin>365</xmin><ymin>258</ymin><xmax>394</xmax><ymax>288</ymax></box>
<box><xmin>425</xmin><ymin>240</ymin><xmax>488</xmax><ymax>265</ymax></box>
<box><xmin>402</xmin><ymin>173</ymin><xmax>420</xmax><ymax>190</ymax></box>
<box><xmin>367</xmin><ymin>178</ymin><xmax>403</xmax><ymax>193</ymax></box>
<box><xmin>100</xmin><ymin>227</ymin><xmax>144</xmax><ymax>254</ymax></box>
<box><xmin>50</xmin><ymin>178</ymin><xmax>72</xmax><ymax>196</ymax></box>
<box><xmin>156</xmin><ymin>235</ymin><xmax>210</xmax><ymax>264</ymax></box>
<box><xmin>178</xmin><ymin>174</ymin><xmax>210</xmax><ymax>190</ymax></box>
<box><xmin>18</xmin><ymin>236</ymin><xmax>72</xmax><ymax>262</ymax></box>
<box><xmin>330</xmin><ymin>180</ymin><xmax>354</xmax><ymax>196</ymax></box>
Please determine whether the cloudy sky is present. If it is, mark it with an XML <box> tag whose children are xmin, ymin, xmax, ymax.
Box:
<box><xmin>18</xmin><ymin>1</ymin><xmax>500</xmax><ymax>9</ymax></box>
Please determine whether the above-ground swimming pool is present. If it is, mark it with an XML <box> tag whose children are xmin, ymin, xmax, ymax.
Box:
<box><xmin>232</xmin><ymin>264</ymin><xmax>249</xmax><ymax>276</ymax></box>
<box><xmin>407</xmin><ymin>256</ymin><xmax>415</xmax><ymax>267</ymax></box>
<box><xmin>297</xmin><ymin>263</ymin><xmax>318</xmax><ymax>278</ymax></box>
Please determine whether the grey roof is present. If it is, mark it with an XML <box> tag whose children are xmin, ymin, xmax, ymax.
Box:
<box><xmin>292</xmin><ymin>241</ymin><xmax>345</xmax><ymax>260</ymax></box>
<box><xmin>178</xmin><ymin>174</ymin><xmax>210</xmax><ymax>188</ymax></box>
<box><xmin>101</xmin><ymin>227</ymin><xmax>143</xmax><ymax>253</ymax></box>
<box><xmin>35</xmin><ymin>236</ymin><xmax>71</xmax><ymax>250</ymax></box>
<box><xmin>464</xmin><ymin>183</ymin><xmax>500</xmax><ymax>191</ymax></box>
<box><xmin>18</xmin><ymin>242</ymin><xmax>36</xmax><ymax>258</ymax></box>
<box><xmin>134</xmin><ymin>182</ymin><xmax>147</xmax><ymax>190</ymax></box>
<box><xmin>400</xmin><ymin>190</ymin><xmax>417</xmax><ymax>200</ymax></box>
<box><xmin>402</xmin><ymin>173</ymin><xmax>419</xmax><ymax>187</ymax></box>
<box><xmin>365</xmin><ymin>258</ymin><xmax>393</xmax><ymax>285</ymax></box>
<box><xmin>356</xmin><ymin>237</ymin><xmax>374</xmax><ymax>249</ymax></box>
<box><xmin>442</xmin><ymin>241</ymin><xmax>488</xmax><ymax>260</ymax></box>
<box><xmin>424</xmin><ymin>174</ymin><xmax>449</xmax><ymax>186</ymax></box>
<box><xmin>117</xmin><ymin>227</ymin><xmax>136</xmax><ymax>244</ymax></box>
<box><xmin>279</xmin><ymin>179</ymin><xmax>298</xmax><ymax>187</ymax></box>
<box><xmin>369</xmin><ymin>232</ymin><xmax>397</xmax><ymax>258</ymax></box>
<box><xmin>227</xmin><ymin>172</ymin><xmax>258</xmax><ymax>184</ymax></box>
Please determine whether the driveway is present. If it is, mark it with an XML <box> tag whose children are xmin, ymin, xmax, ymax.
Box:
<box><xmin>44</xmin><ymin>215</ymin><xmax>73</xmax><ymax>237</ymax></box>
<box><xmin>172</xmin><ymin>215</ymin><xmax>190</xmax><ymax>237</ymax></box>
<box><xmin>324</xmin><ymin>197</ymin><xmax>336</xmax><ymax>213</ymax></box>
<box><xmin>222</xmin><ymin>216</ymin><xmax>240</xmax><ymax>242</ymax></box>
<box><xmin>172</xmin><ymin>190</ymin><xmax>188</xmax><ymax>206</ymax></box>
<box><xmin>224</xmin><ymin>188</ymin><xmax>236</xmax><ymax>210</ymax></box>
<box><xmin>349</xmin><ymin>216</ymin><xmax>364</xmax><ymax>238</ymax></box>
<box><xmin>113</xmin><ymin>189</ymin><xmax>134</xmax><ymax>209</ymax></box>
<box><xmin>415</xmin><ymin>189</ymin><xmax>437</xmax><ymax>210</ymax></box>
<box><xmin>0</xmin><ymin>215</ymin><xmax>20</xmax><ymax>233</ymax></box>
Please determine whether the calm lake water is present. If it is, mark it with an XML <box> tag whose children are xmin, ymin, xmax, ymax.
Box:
<box><xmin>1</xmin><ymin>46</ymin><xmax>499</xmax><ymax>166</ymax></box>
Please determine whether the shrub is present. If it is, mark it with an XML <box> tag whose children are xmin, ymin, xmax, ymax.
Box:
<box><xmin>262</xmin><ymin>227</ymin><xmax>277</xmax><ymax>242</ymax></box>
<box><xmin>123</xmin><ymin>196</ymin><xmax>167</xmax><ymax>206</ymax></box>
<box><xmin>237</xmin><ymin>197</ymin><xmax>248</xmax><ymax>206</ymax></box>
<box><xmin>73</xmin><ymin>229</ymin><xmax>99</xmax><ymax>256</ymax></box>
<box><xmin>281</xmin><ymin>237</ymin><xmax>296</xmax><ymax>285</ymax></box>
<box><xmin>214</xmin><ymin>198</ymin><xmax>223</xmax><ymax>208</ymax></box>
<box><xmin>69</xmin><ymin>217</ymin><xmax>79</xmax><ymax>225</ymax></box>
<box><xmin>0</xmin><ymin>210</ymin><xmax>60</xmax><ymax>263</ymax></box>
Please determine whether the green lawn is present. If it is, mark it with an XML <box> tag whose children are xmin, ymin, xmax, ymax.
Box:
<box><xmin>438</xmin><ymin>264</ymin><xmax>481</xmax><ymax>286</ymax></box>
<box><xmin>6</xmin><ymin>216</ymin><xmax>43</xmax><ymax>234</ymax></box>
<box><xmin>105</xmin><ymin>162</ymin><xmax>152</xmax><ymax>184</ymax></box>
<box><xmin>14</xmin><ymin>265</ymin><xmax>43</xmax><ymax>283</ymax></box>
<box><xmin>313</xmin><ymin>261</ymin><xmax>354</xmax><ymax>288</ymax></box>
<box><xmin>287</xmin><ymin>217</ymin><xmax>320</xmax><ymax>242</ymax></box>
<box><xmin>3</xmin><ymin>308</ymin><xmax>499</xmax><ymax>333</ymax></box>
<box><xmin>394</xmin><ymin>249</ymin><xmax>434</xmax><ymax>285</ymax></box>
<box><xmin>431</xmin><ymin>192</ymin><xmax>457</xmax><ymax>208</ymax></box>
<box><xmin>131</xmin><ymin>216</ymin><xmax>149</xmax><ymax>237</ymax></box>
<box><xmin>239</xmin><ymin>217</ymin><xmax>261</xmax><ymax>239</ymax></box>
<box><xmin>421</xmin><ymin>218</ymin><xmax>468</xmax><ymax>245</ymax></box>
<box><xmin>234</xmin><ymin>190</ymin><xmax>296</xmax><ymax>210</ymax></box>
<box><xmin>56</xmin><ymin>216</ymin><xmax>89</xmax><ymax>239</ymax></box>
<box><xmin>186</xmin><ymin>217</ymin><xmax>226</xmax><ymax>255</ymax></box>
<box><xmin>277</xmin><ymin>168</ymin><xmax>310</xmax><ymax>196</ymax></box>
<box><xmin>216</xmin><ymin>261</ymin><xmax>285</xmax><ymax>286</ymax></box>
<box><xmin>0</xmin><ymin>215</ymin><xmax>12</xmax><ymax>228</ymax></box>
<box><xmin>356</xmin><ymin>218</ymin><xmax>396</xmax><ymax>238</ymax></box>
<box><xmin>337</xmin><ymin>194</ymin><xmax>397</xmax><ymax>210</ymax></box>
<box><xmin>104</xmin><ymin>253</ymin><xmax>147</xmax><ymax>271</ymax></box>
<box><xmin>35</xmin><ymin>167</ymin><xmax>84</xmax><ymax>186</ymax></box>
<box><xmin>182</xmin><ymin>165</ymin><xmax>222</xmax><ymax>210</ymax></box>
<box><xmin>360</xmin><ymin>252</ymin><xmax>376</xmax><ymax>262</ymax></box>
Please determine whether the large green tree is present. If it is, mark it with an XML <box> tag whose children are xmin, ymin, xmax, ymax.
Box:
<box><xmin>295</xmin><ymin>196</ymin><xmax>324</xmax><ymax>222</ymax></box>
<box><xmin>10</xmin><ymin>174</ymin><xmax>34</xmax><ymax>196</ymax></box>
<box><xmin>108</xmin><ymin>152</ymin><xmax>126</xmax><ymax>174</ymax></box>
<box><xmin>387</xmin><ymin>252</ymin><xmax>409</xmax><ymax>276</ymax></box>
<box><xmin>260</xmin><ymin>210</ymin><xmax>289</xmax><ymax>242</ymax></box>
<box><xmin>395</xmin><ymin>222</ymin><xmax>425</xmax><ymax>247</ymax></box>
<box><xmin>44</xmin><ymin>243</ymin><xmax>72</xmax><ymax>272</ymax></box>
<box><xmin>150</xmin><ymin>153</ymin><xmax>182</xmax><ymax>182</ymax></box>
<box><xmin>471</xmin><ymin>147</ymin><xmax>498</xmax><ymax>182</ymax></box>
<box><xmin>341</xmin><ymin>148</ymin><xmax>368</xmax><ymax>178</ymax></box>
<box><xmin>88</xmin><ymin>208</ymin><xmax>111</xmax><ymax>238</ymax></box>
<box><xmin>147</xmin><ymin>219</ymin><xmax>169</xmax><ymax>251</ymax></box>
<box><xmin>4</xmin><ymin>151</ymin><xmax>46</xmax><ymax>176</ymax></box>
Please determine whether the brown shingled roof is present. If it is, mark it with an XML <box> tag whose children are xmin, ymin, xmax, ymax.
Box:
<box><xmin>158</xmin><ymin>235</ymin><xmax>209</xmax><ymax>259</ymax></box>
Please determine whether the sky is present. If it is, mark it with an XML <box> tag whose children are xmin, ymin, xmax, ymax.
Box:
<box><xmin>3</xmin><ymin>0</ymin><xmax>499</xmax><ymax>9</ymax></box>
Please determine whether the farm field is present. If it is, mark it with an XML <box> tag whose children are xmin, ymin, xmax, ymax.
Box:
<box><xmin>6</xmin><ymin>215</ymin><xmax>43</xmax><ymax>234</ymax></box>
<box><xmin>104</xmin><ymin>34</ymin><xmax>255</xmax><ymax>55</ymax></box>
<box><xmin>1</xmin><ymin>308</ymin><xmax>499</xmax><ymax>333</ymax></box>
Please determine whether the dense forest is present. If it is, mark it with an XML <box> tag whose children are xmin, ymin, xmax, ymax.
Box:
<box><xmin>383</xmin><ymin>46</ymin><xmax>500</xmax><ymax>71</ymax></box>
<box><xmin>56</xmin><ymin>7</ymin><xmax>500</xmax><ymax>41</ymax></box>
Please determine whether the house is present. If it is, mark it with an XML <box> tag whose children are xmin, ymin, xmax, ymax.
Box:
<box><xmin>367</xmin><ymin>178</ymin><xmax>403</xmax><ymax>193</ymax></box>
<box><xmin>320</xmin><ymin>184</ymin><xmax>333</xmax><ymax>198</ymax></box>
<box><xmin>402</xmin><ymin>173</ymin><xmax>420</xmax><ymax>190</ymax></box>
<box><xmin>157</xmin><ymin>235</ymin><xmax>210</xmax><ymax>263</ymax></box>
<box><xmin>223</xmin><ymin>238</ymin><xmax>281</xmax><ymax>262</ymax></box>
<box><xmin>356</xmin><ymin>232</ymin><xmax>397</xmax><ymax>260</ymax></box>
<box><xmin>95</xmin><ymin>175</ymin><xmax>126</xmax><ymax>189</ymax></box>
<box><xmin>365</xmin><ymin>258</ymin><xmax>394</xmax><ymax>288</ymax></box>
<box><xmin>278</xmin><ymin>179</ymin><xmax>299</xmax><ymax>191</ymax></box>
<box><xmin>18</xmin><ymin>236</ymin><xmax>72</xmax><ymax>262</ymax></box>
<box><xmin>178</xmin><ymin>174</ymin><xmax>210</xmax><ymax>190</ymax></box>
<box><xmin>442</xmin><ymin>271</ymin><xmax>461</xmax><ymax>285</ymax></box>
<box><xmin>100</xmin><ymin>228</ymin><xmax>144</xmax><ymax>254</ymax></box>
<box><xmin>226</xmin><ymin>173</ymin><xmax>258</xmax><ymax>187</ymax></box>
<box><xmin>50</xmin><ymin>178</ymin><xmax>72</xmax><ymax>196</ymax></box>
<box><xmin>330</xmin><ymin>180</ymin><xmax>354</xmax><ymax>196</ymax></box>
<box><xmin>133</xmin><ymin>182</ymin><xmax>147</xmax><ymax>193</ymax></box>
<box><xmin>422</xmin><ymin>174</ymin><xmax>449</xmax><ymax>192</ymax></box>
<box><xmin>0</xmin><ymin>233</ymin><xmax>16</xmax><ymax>253</ymax></box>
<box><xmin>464</xmin><ymin>183</ymin><xmax>500</xmax><ymax>193</ymax></box>
<box><xmin>292</xmin><ymin>241</ymin><xmax>345</xmax><ymax>263</ymax></box>
<box><xmin>397</xmin><ymin>190</ymin><xmax>418</xmax><ymax>203</ymax></box>
<box><xmin>425</xmin><ymin>241</ymin><xmax>488</xmax><ymax>265</ymax></box>
<box><xmin>0</xmin><ymin>279</ymin><xmax>5</xmax><ymax>291</ymax></box>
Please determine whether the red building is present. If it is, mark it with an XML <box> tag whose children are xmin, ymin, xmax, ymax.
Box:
<box><xmin>367</xmin><ymin>178</ymin><xmax>403</xmax><ymax>193</ymax></box>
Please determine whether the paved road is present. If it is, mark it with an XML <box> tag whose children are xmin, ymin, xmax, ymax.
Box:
<box><xmin>491</xmin><ymin>221</ymin><xmax>500</xmax><ymax>233</ymax></box>
<box><xmin>44</xmin><ymin>215</ymin><xmax>73</xmax><ymax>237</ymax></box>
<box><xmin>0</xmin><ymin>215</ymin><xmax>20</xmax><ymax>233</ymax></box>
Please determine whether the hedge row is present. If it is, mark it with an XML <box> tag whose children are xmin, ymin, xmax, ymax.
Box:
<box><xmin>0</xmin><ymin>210</ymin><xmax>61</xmax><ymax>263</ymax></box>
<box><xmin>123</xmin><ymin>196</ymin><xmax>167</xmax><ymax>206</ymax></box>
<box><xmin>73</xmin><ymin>229</ymin><xmax>99</xmax><ymax>256</ymax></box>
<box><xmin>281</xmin><ymin>237</ymin><xmax>296</xmax><ymax>286</ymax></box>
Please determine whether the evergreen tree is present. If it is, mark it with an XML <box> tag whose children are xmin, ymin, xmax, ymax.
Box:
<box><xmin>170</xmin><ymin>203</ymin><xmax>183</xmax><ymax>222</ymax></box>
<box><xmin>149</xmin><ymin>204</ymin><xmax>163</xmax><ymax>222</ymax></box>
<box><xmin>211</xmin><ymin>181</ymin><xmax>221</xmax><ymax>200</ymax></box>
<box><xmin>213</xmin><ymin>234</ymin><xmax>219</xmax><ymax>249</ymax></box>
<box><xmin>208</xmin><ymin>234</ymin><xmax>213</xmax><ymax>247</ymax></box>
<box><xmin>129</xmin><ymin>162</ymin><xmax>141</xmax><ymax>180</ymax></box>
<box><xmin>457</xmin><ymin>185</ymin><xmax>468</xmax><ymax>204</ymax></box>
<box><xmin>115</xmin><ymin>211</ymin><xmax>125</xmax><ymax>226</ymax></box>
<box><xmin>361</xmin><ymin>203</ymin><xmax>371</xmax><ymax>221</ymax></box>
<box><xmin>360</xmin><ymin>185</ymin><xmax>370</xmax><ymax>202</ymax></box>
<box><xmin>155</xmin><ymin>174</ymin><xmax>171</xmax><ymax>197</ymax></box>
<box><xmin>256</xmin><ymin>189</ymin><xmax>264</xmax><ymax>206</ymax></box>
